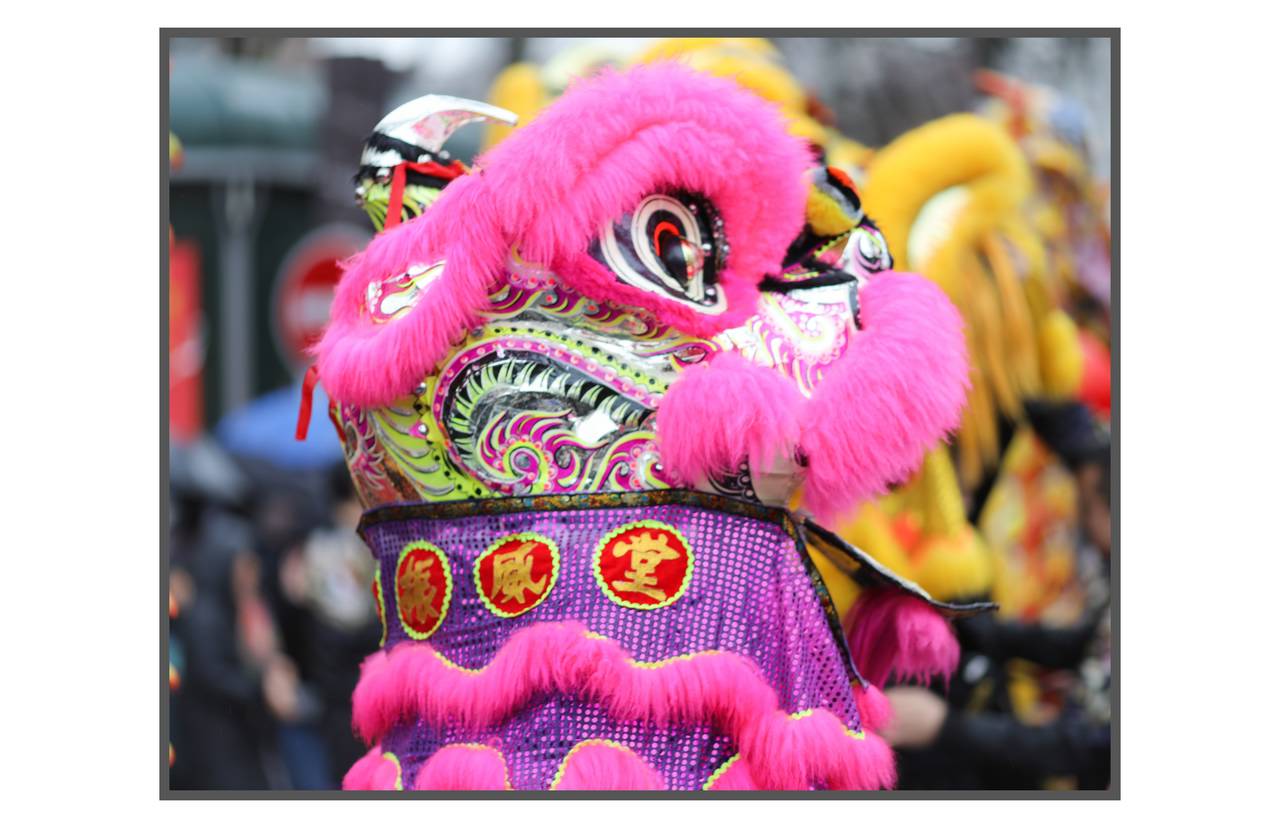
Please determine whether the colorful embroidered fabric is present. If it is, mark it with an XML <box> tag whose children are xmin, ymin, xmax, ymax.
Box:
<box><xmin>346</xmin><ymin>492</ymin><xmax>892</xmax><ymax>791</ymax></box>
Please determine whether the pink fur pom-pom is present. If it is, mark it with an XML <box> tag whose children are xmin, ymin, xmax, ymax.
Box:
<box><xmin>737</xmin><ymin>708</ymin><xmax>897</xmax><ymax>790</ymax></box>
<box><xmin>342</xmin><ymin>746</ymin><xmax>402</xmax><ymax>791</ymax></box>
<box><xmin>656</xmin><ymin>351</ymin><xmax>804</xmax><ymax>487</ymax></box>
<box><xmin>413</xmin><ymin>744</ymin><xmax>511</xmax><ymax>790</ymax></box>
<box><xmin>852</xmin><ymin>681</ymin><xmax>894</xmax><ymax>733</ymax></box>
<box><xmin>800</xmin><ymin>271</ymin><xmax>969</xmax><ymax>521</ymax></box>
<box><xmin>313</xmin><ymin>174</ymin><xmax>506</xmax><ymax>408</ymax></box>
<box><xmin>849</xmin><ymin>729</ymin><xmax>898</xmax><ymax>790</ymax></box>
<box><xmin>553</xmin><ymin>741</ymin><xmax>666</xmax><ymax>790</ymax></box>
<box><xmin>843</xmin><ymin>588</ymin><xmax>960</xmax><ymax>689</ymax></box>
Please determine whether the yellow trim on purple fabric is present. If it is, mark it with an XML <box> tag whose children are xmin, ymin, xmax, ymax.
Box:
<box><xmin>629</xmin><ymin>651</ymin><xmax>719</xmax><ymax>669</ymax></box>
<box><xmin>434</xmin><ymin>649</ymin><xmax>483</xmax><ymax>674</ymax></box>
<box><xmin>381</xmin><ymin>751</ymin><xmax>404</xmax><ymax>791</ymax></box>
<box><xmin>473</xmin><ymin>532</ymin><xmax>561</xmax><ymax>618</ymax></box>
<box><xmin>789</xmin><ymin>708</ymin><xmax>866</xmax><ymax>739</ymax></box>
<box><xmin>702</xmin><ymin>754</ymin><xmax>741</xmax><ymax>790</ymax></box>
<box><xmin>373</xmin><ymin>567</ymin><xmax>387</xmax><ymax>647</ymax></box>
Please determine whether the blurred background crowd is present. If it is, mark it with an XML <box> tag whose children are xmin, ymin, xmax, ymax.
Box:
<box><xmin>166</xmin><ymin>35</ymin><xmax>1112</xmax><ymax>791</ymax></box>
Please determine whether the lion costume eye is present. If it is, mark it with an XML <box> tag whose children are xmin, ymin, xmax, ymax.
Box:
<box><xmin>845</xmin><ymin>220</ymin><xmax>893</xmax><ymax>276</ymax></box>
<box><xmin>591</xmin><ymin>192</ymin><xmax>728</xmax><ymax>313</ymax></box>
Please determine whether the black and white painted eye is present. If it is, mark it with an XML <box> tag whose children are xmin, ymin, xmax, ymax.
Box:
<box><xmin>590</xmin><ymin>191</ymin><xmax>727</xmax><ymax>313</ymax></box>
<box><xmin>841</xmin><ymin>219</ymin><xmax>894</xmax><ymax>278</ymax></box>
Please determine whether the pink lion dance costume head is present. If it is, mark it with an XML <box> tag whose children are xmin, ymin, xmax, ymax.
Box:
<box><xmin>315</xmin><ymin>64</ymin><xmax>983</xmax><ymax>792</ymax></box>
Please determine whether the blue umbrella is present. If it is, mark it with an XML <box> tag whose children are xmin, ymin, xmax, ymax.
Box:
<box><xmin>215</xmin><ymin>381</ymin><xmax>343</xmax><ymax>471</ymax></box>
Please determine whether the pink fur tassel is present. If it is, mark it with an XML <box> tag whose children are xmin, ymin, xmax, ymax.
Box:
<box><xmin>800</xmin><ymin>271</ymin><xmax>969</xmax><ymax>521</ymax></box>
<box><xmin>552</xmin><ymin>741</ymin><xmax>666</xmax><ymax>790</ymax></box>
<box><xmin>314</xmin><ymin>63</ymin><xmax>812</xmax><ymax>409</ymax></box>
<box><xmin>413</xmin><ymin>744</ymin><xmax>511</xmax><ymax>790</ymax></box>
<box><xmin>852</xmin><ymin>682</ymin><xmax>895</xmax><ymax>733</ymax></box>
<box><xmin>655</xmin><ymin>351</ymin><xmax>805</xmax><ymax>486</ymax></box>
<box><xmin>737</xmin><ymin>709</ymin><xmax>896</xmax><ymax>790</ymax></box>
<box><xmin>843</xmin><ymin>588</ymin><xmax>960</xmax><ymax>689</ymax></box>
<box><xmin>342</xmin><ymin>745</ymin><xmax>402</xmax><ymax>791</ymax></box>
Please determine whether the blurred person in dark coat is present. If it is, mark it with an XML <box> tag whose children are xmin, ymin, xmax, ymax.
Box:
<box><xmin>169</xmin><ymin>441</ymin><xmax>273</xmax><ymax>790</ymax></box>
<box><xmin>269</xmin><ymin>463</ymin><xmax>380</xmax><ymax>788</ymax></box>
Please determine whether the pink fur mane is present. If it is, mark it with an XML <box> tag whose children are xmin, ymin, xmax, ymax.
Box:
<box><xmin>314</xmin><ymin>63</ymin><xmax>812</xmax><ymax>408</ymax></box>
<box><xmin>800</xmin><ymin>271</ymin><xmax>969</xmax><ymax>520</ymax></box>
<box><xmin>655</xmin><ymin>271</ymin><xmax>969</xmax><ymax>517</ymax></box>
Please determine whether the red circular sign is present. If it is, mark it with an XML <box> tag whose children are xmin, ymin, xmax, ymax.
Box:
<box><xmin>395</xmin><ymin>541</ymin><xmax>452</xmax><ymax>639</ymax></box>
<box><xmin>593</xmin><ymin>521</ymin><xmax>694</xmax><ymax>610</ymax></box>
<box><xmin>273</xmin><ymin>225</ymin><xmax>369</xmax><ymax>368</ymax></box>
<box><xmin>474</xmin><ymin>533</ymin><xmax>561</xmax><ymax>618</ymax></box>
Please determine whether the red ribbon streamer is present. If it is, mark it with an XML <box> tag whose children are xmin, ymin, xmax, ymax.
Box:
<box><xmin>295</xmin><ymin>364</ymin><xmax>320</xmax><ymax>441</ymax></box>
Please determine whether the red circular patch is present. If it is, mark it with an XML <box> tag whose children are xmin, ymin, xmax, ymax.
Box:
<box><xmin>395</xmin><ymin>542</ymin><xmax>452</xmax><ymax>639</ymax></box>
<box><xmin>594</xmin><ymin>521</ymin><xmax>694</xmax><ymax>610</ymax></box>
<box><xmin>475</xmin><ymin>533</ymin><xmax>560</xmax><ymax>618</ymax></box>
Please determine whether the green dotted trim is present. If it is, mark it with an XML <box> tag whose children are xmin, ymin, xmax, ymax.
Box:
<box><xmin>702</xmin><ymin>754</ymin><xmax>741</xmax><ymax>791</ymax></box>
<box><xmin>381</xmin><ymin>751</ymin><xmax>404</xmax><ymax>791</ymax></box>
<box><xmin>629</xmin><ymin>651</ymin><xmax>718</xmax><ymax>669</ymax></box>
<box><xmin>592</xmin><ymin>520</ymin><xmax>695</xmax><ymax>611</ymax></box>
<box><xmin>394</xmin><ymin>540</ymin><xmax>453</xmax><ymax>641</ymax></box>
<box><xmin>472</xmin><ymin>532</ymin><xmax>562</xmax><ymax>619</ymax></box>
<box><xmin>373</xmin><ymin>567</ymin><xmax>387</xmax><ymax>647</ymax></box>
<box><xmin>548</xmin><ymin>739</ymin><xmax>635</xmax><ymax>791</ymax></box>
<box><xmin>790</xmin><ymin>708</ymin><xmax>866</xmax><ymax>740</ymax></box>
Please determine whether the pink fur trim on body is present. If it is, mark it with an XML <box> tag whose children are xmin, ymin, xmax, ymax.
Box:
<box><xmin>800</xmin><ymin>272</ymin><xmax>969</xmax><ymax>520</ymax></box>
<box><xmin>342</xmin><ymin>746</ymin><xmax>402</xmax><ymax>791</ymax></box>
<box><xmin>655</xmin><ymin>351</ymin><xmax>804</xmax><ymax>487</ymax></box>
<box><xmin>552</xmin><ymin>740</ymin><xmax>666</xmax><ymax>791</ymax></box>
<box><xmin>843</xmin><ymin>589</ymin><xmax>960</xmax><ymax>689</ymax></box>
<box><xmin>412</xmin><ymin>744</ymin><xmax>511</xmax><ymax>790</ymax></box>
<box><xmin>350</xmin><ymin>621</ymin><xmax>894</xmax><ymax>790</ymax></box>
<box><xmin>852</xmin><ymin>682</ymin><xmax>895</xmax><ymax>733</ymax></box>
<box><xmin>314</xmin><ymin>63</ymin><xmax>811</xmax><ymax>408</ymax></box>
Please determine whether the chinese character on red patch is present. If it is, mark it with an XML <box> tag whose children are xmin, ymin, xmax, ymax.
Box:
<box><xmin>594</xmin><ymin>521</ymin><xmax>694</xmax><ymax>610</ymax></box>
<box><xmin>395</xmin><ymin>541</ymin><xmax>452</xmax><ymax>639</ymax></box>
<box><xmin>475</xmin><ymin>533</ymin><xmax>561</xmax><ymax>618</ymax></box>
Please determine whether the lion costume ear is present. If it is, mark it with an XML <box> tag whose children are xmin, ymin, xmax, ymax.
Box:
<box><xmin>312</xmin><ymin>171</ymin><xmax>510</xmax><ymax>410</ymax></box>
<box><xmin>362</xmin><ymin>94</ymin><xmax>518</xmax><ymax>168</ymax></box>
<box><xmin>313</xmin><ymin>96</ymin><xmax>519</xmax><ymax>409</ymax></box>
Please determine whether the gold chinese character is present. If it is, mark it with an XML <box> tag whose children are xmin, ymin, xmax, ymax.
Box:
<box><xmin>610</xmin><ymin>531</ymin><xmax>681</xmax><ymax>600</ymax></box>
<box><xmin>400</xmin><ymin>556</ymin><xmax>440</xmax><ymax>624</ymax></box>
<box><xmin>489</xmin><ymin>542</ymin><xmax>548</xmax><ymax>604</ymax></box>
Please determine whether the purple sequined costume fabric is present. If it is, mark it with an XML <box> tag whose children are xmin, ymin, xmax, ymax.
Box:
<box><xmin>359</xmin><ymin>491</ymin><xmax>861</xmax><ymax>791</ymax></box>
